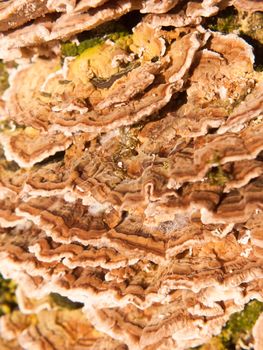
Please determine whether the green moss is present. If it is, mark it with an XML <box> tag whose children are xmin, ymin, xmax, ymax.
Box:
<box><xmin>214</xmin><ymin>15</ymin><xmax>239</xmax><ymax>33</ymax></box>
<box><xmin>61</xmin><ymin>30</ymin><xmax>130</xmax><ymax>58</ymax></box>
<box><xmin>0</xmin><ymin>275</ymin><xmax>17</xmax><ymax>315</ymax></box>
<box><xmin>0</xmin><ymin>60</ymin><xmax>9</xmax><ymax>95</ymax></box>
<box><xmin>109</xmin><ymin>32</ymin><xmax>133</xmax><ymax>50</ymax></box>
<box><xmin>207</xmin><ymin>166</ymin><xmax>230</xmax><ymax>186</ymax></box>
<box><xmin>206</xmin><ymin>154</ymin><xmax>230</xmax><ymax>186</ymax></box>
<box><xmin>206</xmin><ymin>6</ymin><xmax>262</xmax><ymax>37</ymax></box>
<box><xmin>61</xmin><ymin>39</ymin><xmax>101</xmax><ymax>57</ymax></box>
<box><xmin>77</xmin><ymin>37</ymin><xmax>104</xmax><ymax>55</ymax></box>
<box><xmin>61</xmin><ymin>42</ymin><xmax>78</xmax><ymax>57</ymax></box>
<box><xmin>220</xmin><ymin>300</ymin><xmax>263</xmax><ymax>347</ymax></box>
<box><xmin>194</xmin><ymin>300</ymin><xmax>263</xmax><ymax>350</ymax></box>
<box><xmin>207</xmin><ymin>7</ymin><xmax>240</xmax><ymax>33</ymax></box>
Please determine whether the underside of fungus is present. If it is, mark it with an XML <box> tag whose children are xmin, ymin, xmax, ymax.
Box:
<box><xmin>0</xmin><ymin>0</ymin><xmax>263</xmax><ymax>349</ymax></box>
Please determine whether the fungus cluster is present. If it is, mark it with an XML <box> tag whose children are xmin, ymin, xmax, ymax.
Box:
<box><xmin>0</xmin><ymin>0</ymin><xmax>263</xmax><ymax>349</ymax></box>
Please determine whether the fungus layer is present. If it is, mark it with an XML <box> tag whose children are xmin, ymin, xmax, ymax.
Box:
<box><xmin>0</xmin><ymin>1</ymin><xmax>263</xmax><ymax>350</ymax></box>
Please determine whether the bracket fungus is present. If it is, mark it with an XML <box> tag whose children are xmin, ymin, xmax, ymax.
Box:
<box><xmin>0</xmin><ymin>1</ymin><xmax>263</xmax><ymax>349</ymax></box>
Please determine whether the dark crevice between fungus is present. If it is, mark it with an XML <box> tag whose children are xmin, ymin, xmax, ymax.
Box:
<box><xmin>50</xmin><ymin>293</ymin><xmax>84</xmax><ymax>310</ymax></box>
<box><xmin>131</xmin><ymin>90</ymin><xmax>188</xmax><ymax>132</ymax></box>
<box><xmin>36</xmin><ymin>151</ymin><xmax>65</xmax><ymax>166</ymax></box>
<box><xmin>91</xmin><ymin>62</ymin><xmax>140</xmax><ymax>89</ymax></box>
<box><xmin>119</xmin><ymin>10</ymin><xmax>143</xmax><ymax>31</ymax></box>
<box><xmin>241</xmin><ymin>34</ymin><xmax>263</xmax><ymax>71</ymax></box>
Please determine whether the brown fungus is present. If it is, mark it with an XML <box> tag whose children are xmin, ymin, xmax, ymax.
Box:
<box><xmin>0</xmin><ymin>1</ymin><xmax>263</xmax><ymax>350</ymax></box>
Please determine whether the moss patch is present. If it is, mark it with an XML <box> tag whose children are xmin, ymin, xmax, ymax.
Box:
<box><xmin>207</xmin><ymin>166</ymin><xmax>230</xmax><ymax>186</ymax></box>
<box><xmin>221</xmin><ymin>300</ymin><xmax>263</xmax><ymax>347</ymax></box>
<box><xmin>0</xmin><ymin>60</ymin><xmax>9</xmax><ymax>95</ymax></box>
<box><xmin>194</xmin><ymin>300</ymin><xmax>263</xmax><ymax>350</ymax></box>
<box><xmin>0</xmin><ymin>275</ymin><xmax>17</xmax><ymax>315</ymax></box>
<box><xmin>61</xmin><ymin>31</ymin><xmax>130</xmax><ymax>58</ymax></box>
<box><xmin>207</xmin><ymin>7</ymin><xmax>240</xmax><ymax>33</ymax></box>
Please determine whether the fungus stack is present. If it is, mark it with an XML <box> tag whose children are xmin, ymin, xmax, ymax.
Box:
<box><xmin>0</xmin><ymin>0</ymin><xmax>263</xmax><ymax>349</ymax></box>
